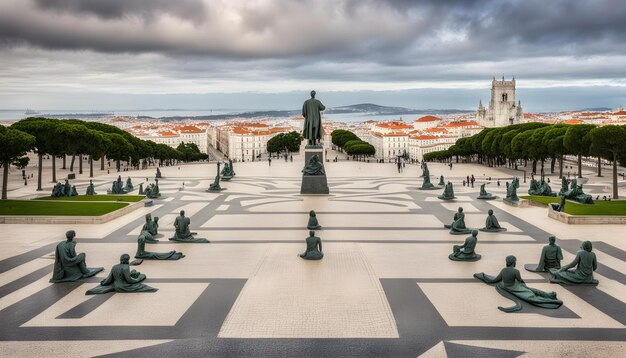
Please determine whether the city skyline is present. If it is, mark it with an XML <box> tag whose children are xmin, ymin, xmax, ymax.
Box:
<box><xmin>1</xmin><ymin>0</ymin><xmax>626</xmax><ymax>111</ymax></box>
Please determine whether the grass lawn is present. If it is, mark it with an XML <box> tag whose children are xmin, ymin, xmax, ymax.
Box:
<box><xmin>37</xmin><ymin>195</ymin><xmax>144</xmax><ymax>203</ymax></box>
<box><xmin>521</xmin><ymin>195</ymin><xmax>626</xmax><ymax>216</ymax></box>
<box><xmin>0</xmin><ymin>200</ymin><xmax>129</xmax><ymax>216</ymax></box>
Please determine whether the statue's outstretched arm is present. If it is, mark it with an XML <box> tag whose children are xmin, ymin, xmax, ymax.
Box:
<box><xmin>123</xmin><ymin>268</ymin><xmax>143</xmax><ymax>283</ymax></box>
<box><xmin>100</xmin><ymin>271</ymin><xmax>113</xmax><ymax>286</ymax></box>
<box><xmin>559</xmin><ymin>252</ymin><xmax>580</xmax><ymax>272</ymax></box>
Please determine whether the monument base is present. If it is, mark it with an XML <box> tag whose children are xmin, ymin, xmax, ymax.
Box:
<box><xmin>304</xmin><ymin>145</ymin><xmax>324</xmax><ymax>164</ymax></box>
<box><xmin>301</xmin><ymin>145</ymin><xmax>329</xmax><ymax>194</ymax></box>
<box><xmin>301</xmin><ymin>175</ymin><xmax>329</xmax><ymax>195</ymax></box>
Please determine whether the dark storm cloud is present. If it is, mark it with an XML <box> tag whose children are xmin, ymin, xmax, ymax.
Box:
<box><xmin>0</xmin><ymin>0</ymin><xmax>622</xmax><ymax>60</ymax></box>
<box><xmin>34</xmin><ymin>0</ymin><xmax>207</xmax><ymax>23</ymax></box>
<box><xmin>1</xmin><ymin>0</ymin><xmax>626</xmax><ymax>111</ymax></box>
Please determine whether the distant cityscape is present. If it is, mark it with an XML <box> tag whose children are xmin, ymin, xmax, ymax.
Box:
<box><xmin>2</xmin><ymin>77</ymin><xmax>625</xmax><ymax>163</ymax></box>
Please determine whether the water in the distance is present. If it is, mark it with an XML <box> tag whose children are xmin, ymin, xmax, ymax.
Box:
<box><xmin>0</xmin><ymin>109</ymin><xmax>437</xmax><ymax>124</ymax></box>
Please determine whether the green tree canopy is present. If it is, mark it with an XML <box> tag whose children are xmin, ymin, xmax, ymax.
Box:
<box><xmin>0</xmin><ymin>126</ymin><xmax>36</xmax><ymax>199</ymax></box>
<box><xmin>589</xmin><ymin>125</ymin><xmax>626</xmax><ymax>198</ymax></box>
<box><xmin>331</xmin><ymin>130</ymin><xmax>360</xmax><ymax>148</ymax></box>
<box><xmin>266</xmin><ymin>131</ymin><xmax>304</xmax><ymax>153</ymax></box>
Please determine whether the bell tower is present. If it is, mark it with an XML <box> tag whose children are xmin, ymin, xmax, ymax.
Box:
<box><xmin>477</xmin><ymin>76</ymin><xmax>523</xmax><ymax>127</ymax></box>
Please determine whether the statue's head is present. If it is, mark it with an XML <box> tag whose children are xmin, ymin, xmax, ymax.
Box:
<box><xmin>120</xmin><ymin>254</ymin><xmax>130</xmax><ymax>264</ymax></box>
<box><xmin>471</xmin><ymin>229</ymin><xmax>478</xmax><ymax>236</ymax></box>
<box><xmin>309</xmin><ymin>210</ymin><xmax>316</xmax><ymax>217</ymax></box>
<box><xmin>180</xmin><ymin>210</ymin><xmax>185</xmax><ymax>216</ymax></box>
<box><xmin>310</xmin><ymin>90</ymin><xmax>316</xmax><ymax>98</ymax></box>
<box><xmin>309</xmin><ymin>230</ymin><xmax>315</xmax><ymax>236</ymax></box>
<box><xmin>65</xmin><ymin>230</ymin><xmax>76</xmax><ymax>241</ymax></box>
<box><xmin>488</xmin><ymin>209</ymin><xmax>493</xmax><ymax>215</ymax></box>
<box><xmin>506</xmin><ymin>255</ymin><xmax>517</xmax><ymax>267</ymax></box>
<box><xmin>548</xmin><ymin>235</ymin><xmax>556</xmax><ymax>244</ymax></box>
<box><xmin>154</xmin><ymin>216</ymin><xmax>159</xmax><ymax>223</ymax></box>
<box><xmin>145</xmin><ymin>213</ymin><xmax>151</xmax><ymax>221</ymax></box>
<box><xmin>458</xmin><ymin>207</ymin><xmax>463</xmax><ymax>212</ymax></box>
<box><xmin>582</xmin><ymin>240</ymin><xmax>593</xmax><ymax>252</ymax></box>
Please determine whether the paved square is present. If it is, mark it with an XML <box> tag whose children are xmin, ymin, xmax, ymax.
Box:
<box><xmin>0</xmin><ymin>160</ymin><xmax>624</xmax><ymax>357</ymax></box>
<box><xmin>219</xmin><ymin>243</ymin><xmax>398</xmax><ymax>338</ymax></box>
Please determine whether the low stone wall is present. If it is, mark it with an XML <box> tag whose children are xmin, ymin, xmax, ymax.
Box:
<box><xmin>502</xmin><ymin>198</ymin><xmax>533</xmax><ymax>207</ymax></box>
<box><xmin>547</xmin><ymin>205</ymin><xmax>626</xmax><ymax>224</ymax></box>
<box><xmin>0</xmin><ymin>200</ymin><xmax>144</xmax><ymax>224</ymax></box>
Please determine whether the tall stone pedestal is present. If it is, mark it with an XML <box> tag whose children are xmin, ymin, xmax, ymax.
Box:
<box><xmin>301</xmin><ymin>175</ymin><xmax>329</xmax><ymax>194</ymax></box>
<box><xmin>304</xmin><ymin>145</ymin><xmax>324</xmax><ymax>164</ymax></box>
<box><xmin>300</xmin><ymin>145</ymin><xmax>329</xmax><ymax>195</ymax></box>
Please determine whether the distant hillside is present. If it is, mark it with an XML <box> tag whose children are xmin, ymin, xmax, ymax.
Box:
<box><xmin>325</xmin><ymin>103</ymin><xmax>472</xmax><ymax>115</ymax></box>
<box><xmin>325</xmin><ymin>103</ymin><xmax>414</xmax><ymax>114</ymax></box>
<box><xmin>576</xmin><ymin>107</ymin><xmax>613</xmax><ymax>112</ymax></box>
<box><xmin>158</xmin><ymin>103</ymin><xmax>472</xmax><ymax>121</ymax></box>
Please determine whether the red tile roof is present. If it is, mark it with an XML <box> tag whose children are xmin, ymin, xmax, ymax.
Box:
<box><xmin>157</xmin><ymin>131</ymin><xmax>179</xmax><ymax>137</ymax></box>
<box><xmin>444</xmin><ymin>121</ymin><xmax>479</xmax><ymax>128</ymax></box>
<box><xmin>232</xmin><ymin>127</ymin><xmax>251</xmax><ymax>134</ymax></box>
<box><xmin>425</xmin><ymin>127</ymin><xmax>448</xmax><ymax>133</ymax></box>
<box><xmin>173</xmin><ymin>125</ymin><xmax>204</xmax><ymax>133</ymax></box>
<box><xmin>414</xmin><ymin>115</ymin><xmax>441</xmax><ymax>123</ymax></box>
<box><xmin>376</xmin><ymin>122</ymin><xmax>412</xmax><ymax>129</ymax></box>
<box><xmin>412</xmin><ymin>135</ymin><xmax>438</xmax><ymax>140</ymax></box>
<box><xmin>383</xmin><ymin>132</ymin><xmax>409</xmax><ymax>137</ymax></box>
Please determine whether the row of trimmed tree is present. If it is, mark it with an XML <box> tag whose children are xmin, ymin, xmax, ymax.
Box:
<box><xmin>266</xmin><ymin>131</ymin><xmax>304</xmax><ymax>154</ymax></box>
<box><xmin>1</xmin><ymin>117</ymin><xmax>207</xmax><ymax>199</ymax></box>
<box><xmin>331</xmin><ymin>130</ymin><xmax>376</xmax><ymax>159</ymax></box>
<box><xmin>423</xmin><ymin>123</ymin><xmax>626</xmax><ymax>198</ymax></box>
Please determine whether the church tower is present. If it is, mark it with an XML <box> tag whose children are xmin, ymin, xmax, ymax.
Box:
<box><xmin>477</xmin><ymin>76</ymin><xmax>523</xmax><ymax>127</ymax></box>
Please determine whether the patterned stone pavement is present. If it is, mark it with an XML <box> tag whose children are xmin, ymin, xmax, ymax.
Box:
<box><xmin>0</xmin><ymin>160</ymin><xmax>625</xmax><ymax>357</ymax></box>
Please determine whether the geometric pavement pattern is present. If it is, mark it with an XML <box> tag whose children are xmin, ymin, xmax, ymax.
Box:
<box><xmin>0</xmin><ymin>162</ymin><xmax>625</xmax><ymax>357</ymax></box>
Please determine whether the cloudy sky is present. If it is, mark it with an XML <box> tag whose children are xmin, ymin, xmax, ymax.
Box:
<box><xmin>1</xmin><ymin>0</ymin><xmax>626</xmax><ymax>112</ymax></box>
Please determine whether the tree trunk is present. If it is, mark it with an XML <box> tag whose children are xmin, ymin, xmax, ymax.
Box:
<box><xmin>116</xmin><ymin>159</ymin><xmax>120</xmax><ymax>172</ymax></box>
<box><xmin>559</xmin><ymin>155</ymin><xmax>564</xmax><ymax>178</ymax></box>
<box><xmin>62</xmin><ymin>155</ymin><xmax>66</xmax><ymax>169</ymax></box>
<box><xmin>37</xmin><ymin>153</ymin><xmax>43</xmax><ymax>191</ymax></box>
<box><xmin>613</xmin><ymin>152</ymin><xmax>619</xmax><ymax>199</ymax></box>
<box><xmin>577</xmin><ymin>154</ymin><xmax>582</xmax><ymax>178</ymax></box>
<box><xmin>89</xmin><ymin>156</ymin><xmax>94</xmax><ymax>178</ymax></box>
<box><xmin>1</xmin><ymin>163</ymin><xmax>8</xmax><ymax>199</ymax></box>
<box><xmin>597</xmin><ymin>157</ymin><xmax>602</xmax><ymax>177</ymax></box>
<box><xmin>79</xmin><ymin>154</ymin><xmax>83</xmax><ymax>174</ymax></box>
<box><xmin>101</xmin><ymin>156</ymin><xmax>105</xmax><ymax>171</ymax></box>
<box><xmin>52</xmin><ymin>155</ymin><xmax>57</xmax><ymax>183</ymax></box>
<box><xmin>70</xmin><ymin>154</ymin><xmax>76</xmax><ymax>172</ymax></box>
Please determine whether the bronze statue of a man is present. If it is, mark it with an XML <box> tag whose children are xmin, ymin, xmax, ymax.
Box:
<box><xmin>302</xmin><ymin>90</ymin><xmax>326</xmax><ymax>146</ymax></box>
